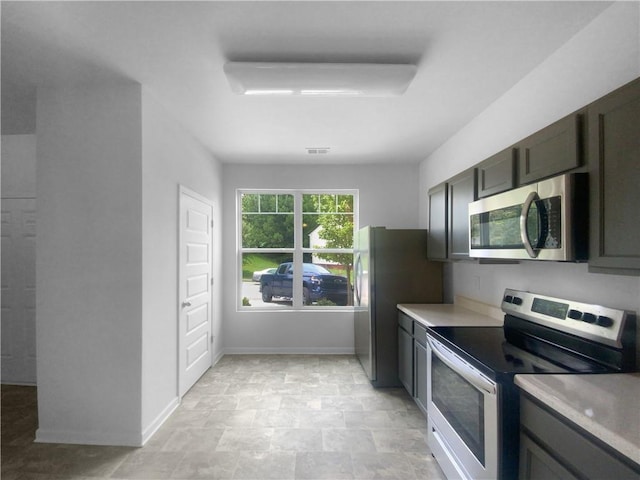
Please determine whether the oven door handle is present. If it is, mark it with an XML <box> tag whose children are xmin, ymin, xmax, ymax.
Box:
<box><xmin>427</xmin><ymin>337</ymin><xmax>497</xmax><ymax>395</ymax></box>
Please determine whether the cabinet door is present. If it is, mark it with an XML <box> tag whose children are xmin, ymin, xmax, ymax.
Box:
<box><xmin>588</xmin><ymin>78</ymin><xmax>640</xmax><ymax>274</ymax></box>
<box><xmin>477</xmin><ymin>147</ymin><xmax>517</xmax><ymax>198</ymax></box>
<box><xmin>398</xmin><ymin>326</ymin><xmax>413</xmax><ymax>396</ymax></box>
<box><xmin>414</xmin><ymin>340</ymin><xmax>428</xmax><ymax>416</ymax></box>
<box><xmin>448</xmin><ymin>169</ymin><xmax>478</xmax><ymax>260</ymax></box>
<box><xmin>427</xmin><ymin>182</ymin><xmax>448</xmax><ymax>260</ymax></box>
<box><xmin>519</xmin><ymin>433</ymin><xmax>578</xmax><ymax>480</ymax></box>
<box><xmin>518</xmin><ymin>113</ymin><xmax>582</xmax><ymax>185</ymax></box>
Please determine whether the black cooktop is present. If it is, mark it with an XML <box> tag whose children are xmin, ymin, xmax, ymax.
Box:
<box><xmin>427</xmin><ymin>325</ymin><xmax>612</xmax><ymax>383</ymax></box>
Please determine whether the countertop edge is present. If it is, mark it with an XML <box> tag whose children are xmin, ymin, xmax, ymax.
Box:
<box><xmin>515</xmin><ymin>373</ymin><xmax>640</xmax><ymax>467</ymax></box>
<box><xmin>397</xmin><ymin>299</ymin><xmax>504</xmax><ymax>328</ymax></box>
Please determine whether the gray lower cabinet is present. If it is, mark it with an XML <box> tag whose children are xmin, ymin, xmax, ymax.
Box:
<box><xmin>588</xmin><ymin>77</ymin><xmax>640</xmax><ymax>274</ymax></box>
<box><xmin>518</xmin><ymin>112</ymin><xmax>583</xmax><ymax>185</ymax></box>
<box><xmin>519</xmin><ymin>393</ymin><xmax>640</xmax><ymax>480</ymax></box>
<box><xmin>413</xmin><ymin>324</ymin><xmax>428</xmax><ymax>416</ymax></box>
<box><xmin>427</xmin><ymin>182</ymin><xmax>448</xmax><ymax>260</ymax></box>
<box><xmin>398</xmin><ymin>314</ymin><xmax>413</xmax><ymax>395</ymax></box>
<box><xmin>397</xmin><ymin>312</ymin><xmax>429</xmax><ymax>417</ymax></box>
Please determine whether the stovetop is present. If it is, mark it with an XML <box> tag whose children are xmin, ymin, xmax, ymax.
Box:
<box><xmin>427</xmin><ymin>289</ymin><xmax>637</xmax><ymax>382</ymax></box>
<box><xmin>427</xmin><ymin>326</ymin><xmax>611</xmax><ymax>383</ymax></box>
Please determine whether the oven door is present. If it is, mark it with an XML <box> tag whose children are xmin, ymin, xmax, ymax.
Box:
<box><xmin>427</xmin><ymin>336</ymin><xmax>498</xmax><ymax>480</ymax></box>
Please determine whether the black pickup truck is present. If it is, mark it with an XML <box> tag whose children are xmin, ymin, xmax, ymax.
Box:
<box><xmin>259</xmin><ymin>262</ymin><xmax>349</xmax><ymax>306</ymax></box>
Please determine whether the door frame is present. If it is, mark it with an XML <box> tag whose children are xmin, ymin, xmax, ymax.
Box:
<box><xmin>177</xmin><ymin>185</ymin><xmax>214</xmax><ymax>397</ymax></box>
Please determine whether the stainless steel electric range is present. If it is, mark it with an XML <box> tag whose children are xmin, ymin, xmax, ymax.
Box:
<box><xmin>426</xmin><ymin>288</ymin><xmax>637</xmax><ymax>480</ymax></box>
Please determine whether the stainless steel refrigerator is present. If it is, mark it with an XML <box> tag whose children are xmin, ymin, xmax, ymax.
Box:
<box><xmin>354</xmin><ymin>227</ymin><xmax>443</xmax><ymax>387</ymax></box>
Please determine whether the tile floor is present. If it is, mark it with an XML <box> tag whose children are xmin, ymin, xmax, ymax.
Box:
<box><xmin>2</xmin><ymin>354</ymin><xmax>446</xmax><ymax>479</ymax></box>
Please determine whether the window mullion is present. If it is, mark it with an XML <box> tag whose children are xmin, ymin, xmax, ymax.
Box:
<box><xmin>292</xmin><ymin>192</ymin><xmax>303</xmax><ymax>308</ymax></box>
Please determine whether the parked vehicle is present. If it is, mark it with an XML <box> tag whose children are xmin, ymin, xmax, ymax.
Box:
<box><xmin>252</xmin><ymin>267</ymin><xmax>276</xmax><ymax>282</ymax></box>
<box><xmin>259</xmin><ymin>262</ymin><xmax>349</xmax><ymax>305</ymax></box>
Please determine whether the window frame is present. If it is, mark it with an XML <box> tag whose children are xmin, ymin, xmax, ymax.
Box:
<box><xmin>237</xmin><ymin>188</ymin><xmax>358</xmax><ymax>311</ymax></box>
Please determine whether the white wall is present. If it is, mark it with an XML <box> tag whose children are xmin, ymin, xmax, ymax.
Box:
<box><xmin>35</xmin><ymin>83</ymin><xmax>144</xmax><ymax>445</ymax></box>
<box><xmin>222</xmin><ymin>163</ymin><xmax>420</xmax><ymax>353</ymax></box>
<box><xmin>32</xmin><ymin>82</ymin><xmax>223</xmax><ymax>446</ymax></box>
<box><xmin>419</xmin><ymin>2</ymin><xmax>640</xmax><ymax>313</ymax></box>
<box><xmin>1</xmin><ymin>134</ymin><xmax>38</xmax><ymax>385</ymax></box>
<box><xmin>140</xmin><ymin>89</ymin><xmax>223</xmax><ymax>440</ymax></box>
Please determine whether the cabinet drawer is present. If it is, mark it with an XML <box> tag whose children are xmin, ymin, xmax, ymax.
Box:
<box><xmin>414</xmin><ymin>323</ymin><xmax>427</xmax><ymax>346</ymax></box>
<box><xmin>398</xmin><ymin>312</ymin><xmax>413</xmax><ymax>333</ymax></box>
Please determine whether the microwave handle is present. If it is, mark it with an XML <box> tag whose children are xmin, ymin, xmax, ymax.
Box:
<box><xmin>520</xmin><ymin>191</ymin><xmax>539</xmax><ymax>258</ymax></box>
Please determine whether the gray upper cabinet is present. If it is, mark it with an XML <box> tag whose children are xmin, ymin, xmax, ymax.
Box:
<box><xmin>476</xmin><ymin>147</ymin><xmax>517</xmax><ymax>198</ymax></box>
<box><xmin>518</xmin><ymin>113</ymin><xmax>583</xmax><ymax>185</ymax></box>
<box><xmin>448</xmin><ymin>168</ymin><xmax>478</xmax><ymax>260</ymax></box>
<box><xmin>427</xmin><ymin>182</ymin><xmax>448</xmax><ymax>261</ymax></box>
<box><xmin>588</xmin><ymin>77</ymin><xmax>640</xmax><ymax>274</ymax></box>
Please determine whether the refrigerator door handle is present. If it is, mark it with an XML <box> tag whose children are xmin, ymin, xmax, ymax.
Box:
<box><xmin>354</xmin><ymin>252</ymin><xmax>363</xmax><ymax>306</ymax></box>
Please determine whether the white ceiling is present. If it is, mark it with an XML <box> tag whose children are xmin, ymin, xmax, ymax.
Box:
<box><xmin>1</xmin><ymin>1</ymin><xmax>612</xmax><ymax>164</ymax></box>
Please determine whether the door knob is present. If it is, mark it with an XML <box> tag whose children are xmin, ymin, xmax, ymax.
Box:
<box><xmin>182</xmin><ymin>301</ymin><xmax>192</xmax><ymax>308</ymax></box>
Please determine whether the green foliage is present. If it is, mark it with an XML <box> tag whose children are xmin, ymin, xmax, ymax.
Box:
<box><xmin>242</xmin><ymin>213</ymin><xmax>294</xmax><ymax>248</ymax></box>
<box><xmin>242</xmin><ymin>297</ymin><xmax>251</xmax><ymax>306</ymax></box>
<box><xmin>315</xmin><ymin>298</ymin><xmax>337</xmax><ymax>306</ymax></box>
<box><xmin>242</xmin><ymin>193</ymin><xmax>295</xmax><ymax>248</ymax></box>
<box><xmin>241</xmin><ymin>253</ymin><xmax>287</xmax><ymax>280</ymax></box>
<box><xmin>314</xmin><ymin>195</ymin><xmax>354</xmax><ymax>268</ymax></box>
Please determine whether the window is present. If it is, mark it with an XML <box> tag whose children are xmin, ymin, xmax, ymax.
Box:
<box><xmin>238</xmin><ymin>190</ymin><xmax>357</xmax><ymax>309</ymax></box>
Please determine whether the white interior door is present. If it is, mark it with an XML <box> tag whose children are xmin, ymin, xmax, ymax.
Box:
<box><xmin>179</xmin><ymin>187</ymin><xmax>213</xmax><ymax>397</ymax></box>
<box><xmin>1</xmin><ymin>198</ymin><xmax>37</xmax><ymax>384</ymax></box>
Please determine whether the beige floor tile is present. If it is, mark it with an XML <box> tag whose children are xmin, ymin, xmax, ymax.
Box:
<box><xmin>269</xmin><ymin>428</ymin><xmax>323</xmax><ymax>452</ymax></box>
<box><xmin>1</xmin><ymin>356</ymin><xmax>446</xmax><ymax>480</ymax></box>
<box><xmin>294</xmin><ymin>451</ymin><xmax>354</xmax><ymax>480</ymax></box>
<box><xmin>233</xmin><ymin>451</ymin><xmax>296</xmax><ymax>480</ymax></box>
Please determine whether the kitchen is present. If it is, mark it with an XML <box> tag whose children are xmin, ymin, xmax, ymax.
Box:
<box><xmin>2</xmin><ymin>1</ymin><xmax>639</xmax><ymax>478</ymax></box>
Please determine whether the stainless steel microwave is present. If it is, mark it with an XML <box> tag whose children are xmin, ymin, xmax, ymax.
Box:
<box><xmin>468</xmin><ymin>173</ymin><xmax>588</xmax><ymax>261</ymax></box>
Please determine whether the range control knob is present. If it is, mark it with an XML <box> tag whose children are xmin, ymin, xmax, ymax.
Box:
<box><xmin>512</xmin><ymin>296</ymin><xmax>523</xmax><ymax>306</ymax></box>
<box><xmin>596</xmin><ymin>316</ymin><xmax>614</xmax><ymax>328</ymax></box>
<box><xmin>567</xmin><ymin>309</ymin><xmax>582</xmax><ymax>320</ymax></box>
<box><xmin>581</xmin><ymin>313</ymin><xmax>597</xmax><ymax>324</ymax></box>
<box><xmin>504</xmin><ymin>295</ymin><xmax>513</xmax><ymax>304</ymax></box>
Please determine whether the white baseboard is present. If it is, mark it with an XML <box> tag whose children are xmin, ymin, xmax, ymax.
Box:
<box><xmin>140</xmin><ymin>396</ymin><xmax>180</xmax><ymax>446</ymax></box>
<box><xmin>1</xmin><ymin>380</ymin><xmax>37</xmax><ymax>387</ymax></box>
<box><xmin>222</xmin><ymin>347</ymin><xmax>355</xmax><ymax>355</ymax></box>
<box><xmin>212</xmin><ymin>350</ymin><xmax>225</xmax><ymax>366</ymax></box>
<box><xmin>35</xmin><ymin>427</ymin><xmax>143</xmax><ymax>447</ymax></box>
<box><xmin>35</xmin><ymin>396</ymin><xmax>181</xmax><ymax>447</ymax></box>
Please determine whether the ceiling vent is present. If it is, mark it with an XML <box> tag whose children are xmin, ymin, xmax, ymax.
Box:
<box><xmin>306</xmin><ymin>147</ymin><xmax>330</xmax><ymax>155</ymax></box>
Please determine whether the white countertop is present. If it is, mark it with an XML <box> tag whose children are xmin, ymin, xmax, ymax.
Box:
<box><xmin>515</xmin><ymin>373</ymin><xmax>640</xmax><ymax>466</ymax></box>
<box><xmin>398</xmin><ymin>296</ymin><xmax>504</xmax><ymax>328</ymax></box>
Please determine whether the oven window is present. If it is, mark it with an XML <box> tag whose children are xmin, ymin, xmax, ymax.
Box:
<box><xmin>432</xmin><ymin>355</ymin><xmax>485</xmax><ymax>465</ymax></box>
